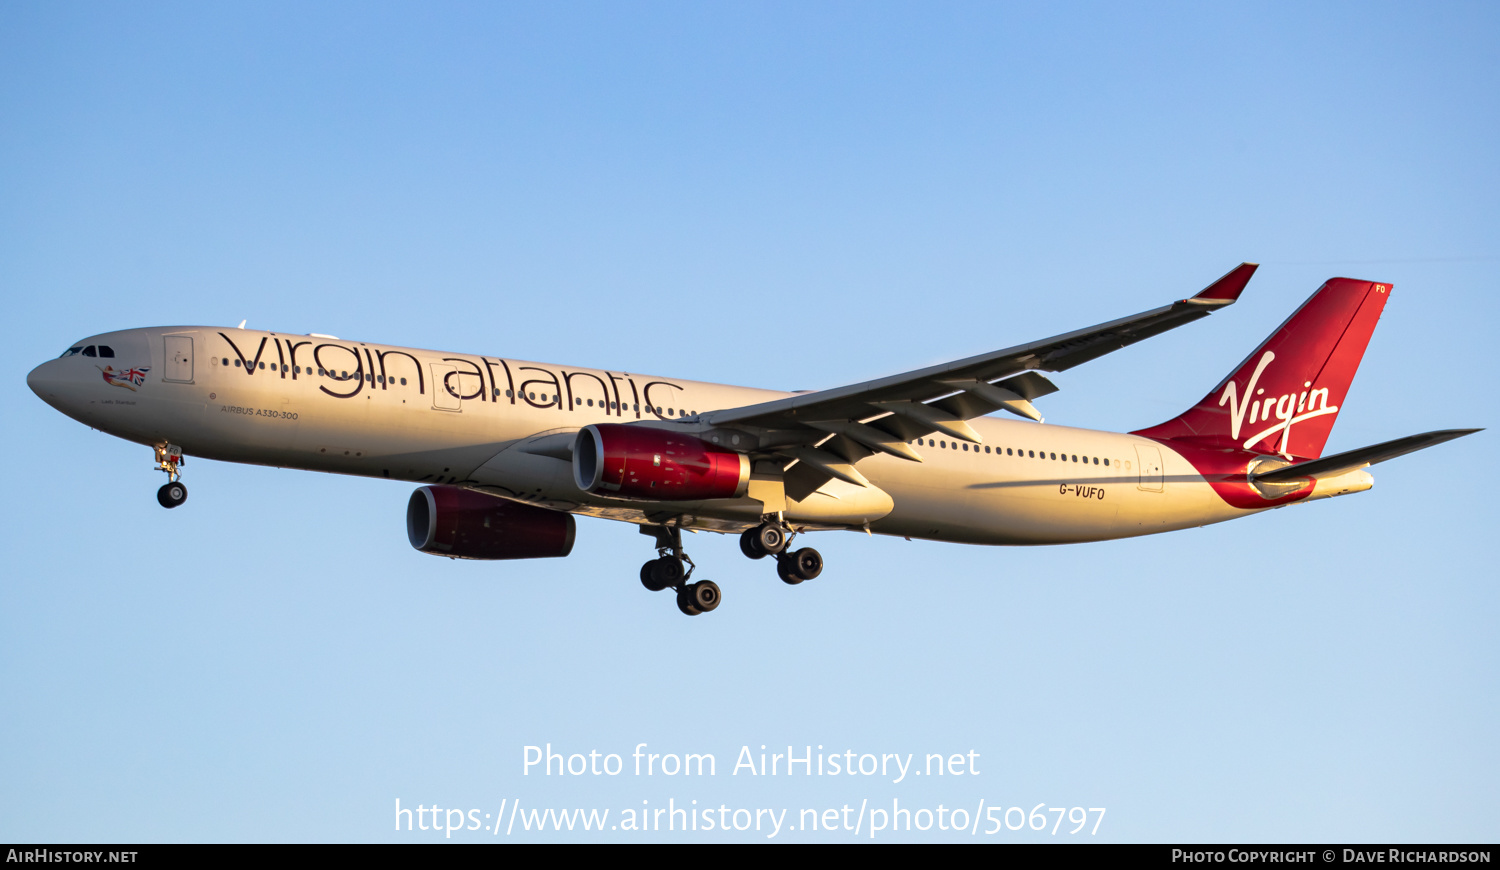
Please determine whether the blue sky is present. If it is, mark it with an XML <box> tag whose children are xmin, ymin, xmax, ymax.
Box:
<box><xmin>2</xmin><ymin>2</ymin><xmax>1496</xmax><ymax>842</ymax></box>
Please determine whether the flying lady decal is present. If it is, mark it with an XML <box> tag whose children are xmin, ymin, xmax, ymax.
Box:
<box><xmin>99</xmin><ymin>365</ymin><xmax>150</xmax><ymax>391</ymax></box>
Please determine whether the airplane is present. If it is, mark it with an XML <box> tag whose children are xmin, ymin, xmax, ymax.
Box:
<box><xmin>26</xmin><ymin>264</ymin><xmax>1479</xmax><ymax>616</ymax></box>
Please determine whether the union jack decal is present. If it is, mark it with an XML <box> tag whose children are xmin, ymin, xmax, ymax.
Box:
<box><xmin>98</xmin><ymin>365</ymin><xmax>149</xmax><ymax>391</ymax></box>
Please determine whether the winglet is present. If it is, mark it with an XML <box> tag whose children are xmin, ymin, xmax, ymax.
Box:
<box><xmin>1189</xmin><ymin>262</ymin><xmax>1258</xmax><ymax>304</ymax></box>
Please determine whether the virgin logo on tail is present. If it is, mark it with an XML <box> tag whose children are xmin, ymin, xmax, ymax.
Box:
<box><xmin>1219</xmin><ymin>351</ymin><xmax>1338</xmax><ymax>454</ymax></box>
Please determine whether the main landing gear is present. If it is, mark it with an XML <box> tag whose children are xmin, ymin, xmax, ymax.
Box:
<box><xmin>637</xmin><ymin>518</ymin><xmax>822</xmax><ymax>616</ymax></box>
<box><xmin>154</xmin><ymin>443</ymin><xmax>188</xmax><ymax>509</ymax></box>
<box><xmin>639</xmin><ymin>524</ymin><xmax>721</xmax><ymax>617</ymax></box>
<box><xmin>740</xmin><ymin>518</ymin><xmax>822</xmax><ymax>585</ymax></box>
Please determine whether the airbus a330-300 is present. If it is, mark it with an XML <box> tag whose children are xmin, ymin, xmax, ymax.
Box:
<box><xmin>27</xmin><ymin>264</ymin><xmax>1478</xmax><ymax>615</ymax></box>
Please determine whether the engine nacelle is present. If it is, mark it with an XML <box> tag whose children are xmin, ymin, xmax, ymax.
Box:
<box><xmin>573</xmin><ymin>423</ymin><xmax>750</xmax><ymax>501</ymax></box>
<box><xmin>407</xmin><ymin>485</ymin><xmax>576</xmax><ymax>560</ymax></box>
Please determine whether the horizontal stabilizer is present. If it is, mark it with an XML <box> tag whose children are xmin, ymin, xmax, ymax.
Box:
<box><xmin>1251</xmin><ymin>428</ymin><xmax>1481</xmax><ymax>483</ymax></box>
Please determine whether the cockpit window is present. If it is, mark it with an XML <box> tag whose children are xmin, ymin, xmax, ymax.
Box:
<box><xmin>60</xmin><ymin>347</ymin><xmax>83</xmax><ymax>358</ymax></box>
<box><xmin>97</xmin><ymin>346</ymin><xmax>115</xmax><ymax>358</ymax></box>
<box><xmin>82</xmin><ymin>346</ymin><xmax>97</xmax><ymax>357</ymax></box>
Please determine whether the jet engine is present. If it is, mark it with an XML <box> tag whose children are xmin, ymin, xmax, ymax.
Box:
<box><xmin>573</xmin><ymin>423</ymin><xmax>750</xmax><ymax>501</ymax></box>
<box><xmin>407</xmin><ymin>485</ymin><xmax>576</xmax><ymax>560</ymax></box>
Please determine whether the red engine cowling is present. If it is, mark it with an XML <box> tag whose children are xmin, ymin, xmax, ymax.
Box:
<box><xmin>573</xmin><ymin>424</ymin><xmax>750</xmax><ymax>501</ymax></box>
<box><xmin>407</xmin><ymin>486</ymin><xmax>576</xmax><ymax>560</ymax></box>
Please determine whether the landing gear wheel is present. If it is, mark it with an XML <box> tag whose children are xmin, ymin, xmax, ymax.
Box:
<box><xmin>157</xmin><ymin>481</ymin><xmax>188</xmax><ymax>509</ymax></box>
<box><xmin>648</xmin><ymin>555</ymin><xmax>685</xmax><ymax>590</ymax></box>
<box><xmin>789</xmin><ymin>547</ymin><xmax>822</xmax><ymax>581</ymax></box>
<box><xmin>641</xmin><ymin>560</ymin><xmax>668</xmax><ymax>592</ymax></box>
<box><xmin>740</xmin><ymin>527</ymin><xmax>768</xmax><ymax>560</ymax></box>
<box><xmin>776</xmin><ymin>547</ymin><xmax>822</xmax><ymax>584</ymax></box>
<box><xmin>690</xmin><ymin>580</ymin><xmax>720</xmax><ymax>612</ymax></box>
<box><xmin>676</xmin><ymin>581</ymin><xmax>720</xmax><ymax>615</ymax></box>
<box><xmin>753</xmin><ymin>523</ymin><xmax>788</xmax><ymax>556</ymax></box>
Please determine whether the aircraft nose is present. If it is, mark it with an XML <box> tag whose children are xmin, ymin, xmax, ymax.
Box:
<box><xmin>27</xmin><ymin>359</ymin><xmax>69</xmax><ymax>408</ymax></box>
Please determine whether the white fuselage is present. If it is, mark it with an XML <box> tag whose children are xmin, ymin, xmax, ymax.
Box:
<box><xmin>28</xmin><ymin>326</ymin><xmax>1361</xmax><ymax>546</ymax></box>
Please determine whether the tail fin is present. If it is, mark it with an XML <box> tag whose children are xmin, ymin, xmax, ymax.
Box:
<box><xmin>1133</xmin><ymin>278</ymin><xmax>1392</xmax><ymax>459</ymax></box>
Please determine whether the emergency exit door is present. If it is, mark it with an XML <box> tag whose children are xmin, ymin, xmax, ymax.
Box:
<box><xmin>163</xmin><ymin>335</ymin><xmax>194</xmax><ymax>383</ymax></box>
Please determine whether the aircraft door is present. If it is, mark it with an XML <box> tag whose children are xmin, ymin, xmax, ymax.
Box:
<box><xmin>430</xmin><ymin>363</ymin><xmax>461</xmax><ymax>411</ymax></box>
<box><xmin>1135</xmin><ymin>443</ymin><xmax>1164</xmax><ymax>492</ymax></box>
<box><xmin>163</xmin><ymin>335</ymin><xmax>194</xmax><ymax>383</ymax></box>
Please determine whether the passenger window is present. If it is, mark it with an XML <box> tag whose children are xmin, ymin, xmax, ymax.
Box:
<box><xmin>82</xmin><ymin>346</ymin><xmax>96</xmax><ymax>357</ymax></box>
<box><xmin>235</xmin><ymin>359</ymin><xmax>243</xmax><ymax>367</ymax></box>
<box><xmin>962</xmin><ymin>444</ymin><xmax>968</xmax><ymax>451</ymax></box>
<box><xmin>98</xmin><ymin>346</ymin><xmax>115</xmax><ymax>358</ymax></box>
<box><xmin>1007</xmin><ymin>448</ymin><xmax>1013</xmax><ymax>456</ymax></box>
<box><xmin>1072</xmin><ymin>455</ymin><xmax>1077</xmax><ymax>462</ymax></box>
<box><xmin>1050</xmin><ymin>453</ymin><xmax>1056</xmax><ymax>460</ymax></box>
<box><xmin>401</xmin><ymin>378</ymin><xmax>408</xmax><ymax>386</ymax></box>
<box><xmin>1104</xmin><ymin>458</ymin><xmax>1109</xmax><ymax>466</ymax></box>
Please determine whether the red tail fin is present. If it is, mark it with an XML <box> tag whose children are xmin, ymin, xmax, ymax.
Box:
<box><xmin>1133</xmin><ymin>278</ymin><xmax>1391</xmax><ymax>459</ymax></box>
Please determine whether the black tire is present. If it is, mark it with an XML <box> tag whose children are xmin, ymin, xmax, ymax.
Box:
<box><xmin>649</xmin><ymin>555</ymin><xmax>685</xmax><ymax>589</ymax></box>
<box><xmin>690</xmin><ymin>580</ymin><xmax>721</xmax><ymax>612</ymax></box>
<box><xmin>157</xmin><ymin>482</ymin><xmax>187</xmax><ymax>509</ymax></box>
<box><xmin>788</xmin><ymin>547</ymin><xmax>822</xmax><ymax>581</ymax></box>
<box><xmin>740</xmin><ymin>527</ymin><xmax>767</xmax><ymax>560</ymax></box>
<box><xmin>641</xmin><ymin>560</ymin><xmax>668</xmax><ymax>592</ymax></box>
<box><xmin>676</xmin><ymin>587</ymin><xmax>702</xmax><ymax>616</ymax></box>
<box><xmin>776</xmin><ymin>555</ymin><xmax>803</xmax><ymax>585</ymax></box>
<box><xmin>754</xmin><ymin>523</ymin><xmax>787</xmax><ymax>556</ymax></box>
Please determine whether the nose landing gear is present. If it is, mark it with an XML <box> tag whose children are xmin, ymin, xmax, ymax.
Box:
<box><xmin>639</xmin><ymin>523</ymin><xmax>721</xmax><ymax>616</ymax></box>
<box><xmin>154</xmin><ymin>443</ymin><xmax>188</xmax><ymax>509</ymax></box>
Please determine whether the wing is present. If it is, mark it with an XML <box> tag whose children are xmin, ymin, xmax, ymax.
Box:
<box><xmin>702</xmin><ymin>263</ymin><xmax>1259</xmax><ymax>499</ymax></box>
